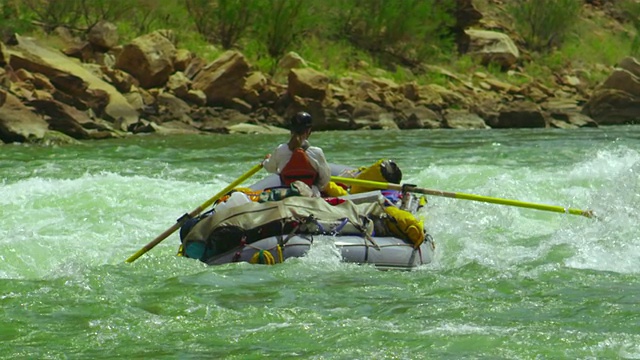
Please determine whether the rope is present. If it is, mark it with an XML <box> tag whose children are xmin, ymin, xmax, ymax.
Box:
<box><xmin>277</xmin><ymin>244</ymin><xmax>283</xmax><ymax>263</ymax></box>
<box><xmin>250</xmin><ymin>250</ymin><xmax>275</xmax><ymax>265</ymax></box>
<box><xmin>248</xmin><ymin>244</ymin><xmax>285</xmax><ymax>265</ymax></box>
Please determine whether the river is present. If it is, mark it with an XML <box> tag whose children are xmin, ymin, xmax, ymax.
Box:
<box><xmin>1</xmin><ymin>126</ymin><xmax>639</xmax><ymax>359</ymax></box>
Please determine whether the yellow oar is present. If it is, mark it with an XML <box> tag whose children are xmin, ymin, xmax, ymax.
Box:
<box><xmin>331</xmin><ymin>176</ymin><xmax>595</xmax><ymax>218</ymax></box>
<box><xmin>126</xmin><ymin>163</ymin><xmax>264</xmax><ymax>263</ymax></box>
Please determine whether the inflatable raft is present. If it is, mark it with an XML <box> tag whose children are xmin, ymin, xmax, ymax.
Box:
<box><xmin>178</xmin><ymin>164</ymin><xmax>435</xmax><ymax>270</ymax></box>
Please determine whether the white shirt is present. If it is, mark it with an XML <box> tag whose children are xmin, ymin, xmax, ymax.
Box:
<box><xmin>263</xmin><ymin>140</ymin><xmax>331</xmax><ymax>196</ymax></box>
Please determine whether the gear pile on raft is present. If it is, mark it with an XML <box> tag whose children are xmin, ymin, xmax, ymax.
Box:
<box><xmin>178</xmin><ymin>160</ymin><xmax>435</xmax><ymax>270</ymax></box>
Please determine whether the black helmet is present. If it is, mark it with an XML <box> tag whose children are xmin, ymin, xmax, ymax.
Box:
<box><xmin>380</xmin><ymin>160</ymin><xmax>402</xmax><ymax>184</ymax></box>
<box><xmin>289</xmin><ymin>111</ymin><xmax>313</xmax><ymax>132</ymax></box>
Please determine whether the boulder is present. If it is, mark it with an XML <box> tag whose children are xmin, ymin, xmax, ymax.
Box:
<box><xmin>278</xmin><ymin>51</ymin><xmax>307</xmax><ymax>72</ymax></box>
<box><xmin>549</xmin><ymin>111</ymin><xmax>598</xmax><ymax>129</ymax></box>
<box><xmin>166</xmin><ymin>71</ymin><xmax>191</xmax><ymax>98</ymax></box>
<box><xmin>184</xmin><ymin>57</ymin><xmax>206</xmax><ymax>80</ymax></box>
<box><xmin>173</xmin><ymin>49</ymin><xmax>193</xmax><ymax>72</ymax></box>
<box><xmin>88</xmin><ymin>20</ymin><xmax>119</xmax><ymax>51</ymax></box>
<box><xmin>156</xmin><ymin>92</ymin><xmax>192</xmax><ymax>123</ymax></box>
<box><xmin>192</xmin><ymin>50</ymin><xmax>250</xmax><ymax>106</ymax></box>
<box><xmin>489</xmin><ymin>101</ymin><xmax>547</xmax><ymax>128</ymax></box>
<box><xmin>182</xmin><ymin>89</ymin><xmax>207</xmax><ymax>107</ymax></box>
<box><xmin>0</xmin><ymin>92</ymin><xmax>49</xmax><ymax>143</ymax></box>
<box><xmin>115</xmin><ymin>30</ymin><xmax>176</xmax><ymax>89</ymax></box>
<box><xmin>465</xmin><ymin>29</ymin><xmax>520</xmax><ymax>69</ymax></box>
<box><xmin>582</xmin><ymin>88</ymin><xmax>640</xmax><ymax>125</ymax></box>
<box><xmin>28</xmin><ymin>99</ymin><xmax>92</xmax><ymax>139</ymax></box>
<box><xmin>287</xmin><ymin>67</ymin><xmax>330</xmax><ymax>101</ymax></box>
<box><xmin>444</xmin><ymin>109</ymin><xmax>489</xmax><ymax>129</ymax></box>
<box><xmin>8</xmin><ymin>35</ymin><xmax>138</xmax><ymax>130</ymax></box>
<box><xmin>601</xmin><ymin>68</ymin><xmax>640</xmax><ymax>97</ymax></box>
<box><xmin>394</xmin><ymin>100</ymin><xmax>442</xmax><ymax>129</ymax></box>
<box><xmin>618</xmin><ymin>56</ymin><xmax>640</xmax><ymax>78</ymax></box>
<box><xmin>275</xmin><ymin>51</ymin><xmax>307</xmax><ymax>82</ymax></box>
<box><xmin>102</xmin><ymin>66</ymin><xmax>136</xmax><ymax>93</ymax></box>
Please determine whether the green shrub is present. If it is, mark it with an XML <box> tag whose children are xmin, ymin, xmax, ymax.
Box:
<box><xmin>327</xmin><ymin>0</ymin><xmax>455</xmax><ymax>64</ymax></box>
<box><xmin>0</xmin><ymin>0</ymin><xmax>36</xmax><ymax>34</ymax></box>
<box><xmin>251</xmin><ymin>0</ymin><xmax>310</xmax><ymax>60</ymax></box>
<box><xmin>509</xmin><ymin>0</ymin><xmax>581</xmax><ymax>52</ymax></box>
<box><xmin>618</xmin><ymin>0</ymin><xmax>640</xmax><ymax>56</ymax></box>
<box><xmin>185</xmin><ymin>0</ymin><xmax>254</xmax><ymax>49</ymax></box>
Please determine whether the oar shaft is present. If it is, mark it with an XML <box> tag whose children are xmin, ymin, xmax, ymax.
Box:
<box><xmin>126</xmin><ymin>163</ymin><xmax>264</xmax><ymax>263</ymax></box>
<box><xmin>331</xmin><ymin>176</ymin><xmax>594</xmax><ymax>218</ymax></box>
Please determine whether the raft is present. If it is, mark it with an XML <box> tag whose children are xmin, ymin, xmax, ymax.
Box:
<box><xmin>178</xmin><ymin>164</ymin><xmax>435</xmax><ymax>270</ymax></box>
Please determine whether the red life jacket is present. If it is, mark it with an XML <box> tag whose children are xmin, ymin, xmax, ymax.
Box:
<box><xmin>280</xmin><ymin>148</ymin><xmax>318</xmax><ymax>187</ymax></box>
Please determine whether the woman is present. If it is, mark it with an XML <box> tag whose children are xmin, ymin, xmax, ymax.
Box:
<box><xmin>262</xmin><ymin>111</ymin><xmax>331</xmax><ymax>197</ymax></box>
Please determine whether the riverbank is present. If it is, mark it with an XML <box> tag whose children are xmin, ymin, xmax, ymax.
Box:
<box><xmin>1</xmin><ymin>0</ymin><xmax>639</xmax><ymax>145</ymax></box>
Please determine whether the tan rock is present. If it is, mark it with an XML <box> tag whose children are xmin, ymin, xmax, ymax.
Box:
<box><xmin>8</xmin><ymin>35</ymin><xmax>138</xmax><ymax>130</ymax></box>
<box><xmin>173</xmin><ymin>49</ymin><xmax>193</xmax><ymax>72</ymax></box>
<box><xmin>166</xmin><ymin>71</ymin><xmax>191</xmax><ymax>98</ymax></box>
<box><xmin>182</xmin><ymin>89</ymin><xmax>207</xmax><ymax>107</ymax></box>
<box><xmin>32</xmin><ymin>72</ymin><xmax>55</xmax><ymax>91</ymax></box>
<box><xmin>245</xmin><ymin>71</ymin><xmax>268</xmax><ymax>92</ymax></box>
<box><xmin>618</xmin><ymin>57</ymin><xmax>640</xmax><ymax>78</ymax></box>
<box><xmin>465</xmin><ymin>29</ymin><xmax>520</xmax><ymax>69</ymax></box>
<box><xmin>184</xmin><ymin>57</ymin><xmax>206</xmax><ymax>80</ymax></box>
<box><xmin>0</xmin><ymin>92</ymin><xmax>49</xmax><ymax>142</ymax></box>
<box><xmin>88</xmin><ymin>20</ymin><xmax>119</xmax><ymax>50</ymax></box>
<box><xmin>0</xmin><ymin>41</ymin><xmax>7</xmax><ymax>67</ymax></box>
<box><xmin>490</xmin><ymin>101</ymin><xmax>547</xmax><ymax>128</ymax></box>
<box><xmin>582</xmin><ymin>88</ymin><xmax>640</xmax><ymax>125</ymax></box>
<box><xmin>101</xmin><ymin>66</ymin><xmax>135</xmax><ymax>93</ymax></box>
<box><xmin>115</xmin><ymin>30</ymin><xmax>176</xmax><ymax>89</ymax></box>
<box><xmin>192</xmin><ymin>50</ymin><xmax>250</xmax><ymax>105</ymax></box>
<box><xmin>277</xmin><ymin>52</ymin><xmax>307</xmax><ymax>72</ymax></box>
<box><xmin>444</xmin><ymin>109</ymin><xmax>489</xmax><ymax>129</ymax></box>
<box><xmin>601</xmin><ymin>68</ymin><xmax>640</xmax><ymax>97</ymax></box>
<box><xmin>483</xmin><ymin>78</ymin><xmax>514</xmax><ymax>92</ymax></box>
<box><xmin>29</xmin><ymin>99</ymin><xmax>93</xmax><ymax>139</ymax></box>
<box><xmin>287</xmin><ymin>67</ymin><xmax>330</xmax><ymax>101</ymax></box>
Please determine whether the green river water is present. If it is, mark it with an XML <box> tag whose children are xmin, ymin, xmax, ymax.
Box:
<box><xmin>1</xmin><ymin>127</ymin><xmax>639</xmax><ymax>359</ymax></box>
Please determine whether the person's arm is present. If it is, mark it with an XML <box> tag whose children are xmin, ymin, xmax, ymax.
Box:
<box><xmin>262</xmin><ymin>145</ymin><xmax>283</xmax><ymax>173</ymax></box>
<box><xmin>310</xmin><ymin>147</ymin><xmax>331</xmax><ymax>191</ymax></box>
